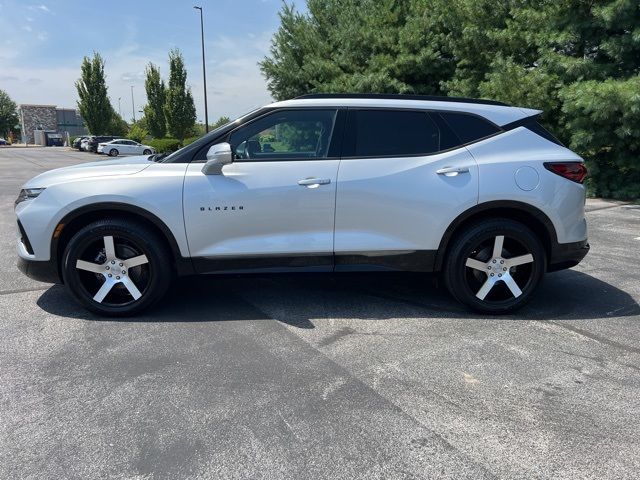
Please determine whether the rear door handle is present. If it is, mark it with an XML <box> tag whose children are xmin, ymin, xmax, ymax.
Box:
<box><xmin>436</xmin><ymin>166</ymin><xmax>470</xmax><ymax>176</ymax></box>
<box><xmin>298</xmin><ymin>177</ymin><xmax>331</xmax><ymax>187</ymax></box>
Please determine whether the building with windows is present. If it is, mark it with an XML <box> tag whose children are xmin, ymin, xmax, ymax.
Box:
<box><xmin>18</xmin><ymin>104</ymin><xmax>88</xmax><ymax>144</ymax></box>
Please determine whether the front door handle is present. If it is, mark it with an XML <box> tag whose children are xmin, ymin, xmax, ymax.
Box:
<box><xmin>436</xmin><ymin>166</ymin><xmax>470</xmax><ymax>176</ymax></box>
<box><xmin>298</xmin><ymin>177</ymin><xmax>331</xmax><ymax>187</ymax></box>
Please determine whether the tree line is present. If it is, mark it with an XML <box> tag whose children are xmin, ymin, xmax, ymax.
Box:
<box><xmin>76</xmin><ymin>49</ymin><xmax>223</xmax><ymax>147</ymax></box>
<box><xmin>260</xmin><ymin>0</ymin><xmax>640</xmax><ymax>199</ymax></box>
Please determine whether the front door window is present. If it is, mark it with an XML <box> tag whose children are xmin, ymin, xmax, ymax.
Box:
<box><xmin>229</xmin><ymin>109</ymin><xmax>337</xmax><ymax>161</ymax></box>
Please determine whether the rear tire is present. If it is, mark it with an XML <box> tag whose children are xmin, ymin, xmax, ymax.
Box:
<box><xmin>443</xmin><ymin>218</ymin><xmax>546</xmax><ymax>314</ymax></box>
<box><xmin>61</xmin><ymin>219</ymin><xmax>172</xmax><ymax>316</ymax></box>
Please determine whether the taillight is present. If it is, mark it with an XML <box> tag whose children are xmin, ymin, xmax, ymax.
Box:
<box><xmin>544</xmin><ymin>162</ymin><xmax>587</xmax><ymax>184</ymax></box>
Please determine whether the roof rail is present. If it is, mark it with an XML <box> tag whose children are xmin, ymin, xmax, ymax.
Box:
<box><xmin>294</xmin><ymin>93</ymin><xmax>509</xmax><ymax>107</ymax></box>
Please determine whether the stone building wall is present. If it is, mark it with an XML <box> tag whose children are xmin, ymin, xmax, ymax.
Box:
<box><xmin>18</xmin><ymin>105</ymin><xmax>57</xmax><ymax>144</ymax></box>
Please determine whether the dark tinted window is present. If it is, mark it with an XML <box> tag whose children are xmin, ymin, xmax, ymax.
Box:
<box><xmin>526</xmin><ymin>121</ymin><xmax>564</xmax><ymax>146</ymax></box>
<box><xmin>428</xmin><ymin>112</ymin><xmax>460</xmax><ymax>151</ymax></box>
<box><xmin>353</xmin><ymin>110</ymin><xmax>440</xmax><ymax>157</ymax></box>
<box><xmin>439</xmin><ymin>112</ymin><xmax>500</xmax><ymax>144</ymax></box>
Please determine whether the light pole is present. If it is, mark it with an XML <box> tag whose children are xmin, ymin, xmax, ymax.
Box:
<box><xmin>118</xmin><ymin>97</ymin><xmax>122</xmax><ymax>117</ymax></box>
<box><xmin>194</xmin><ymin>5</ymin><xmax>209</xmax><ymax>133</ymax></box>
<box><xmin>130</xmin><ymin>86</ymin><xmax>136</xmax><ymax>123</ymax></box>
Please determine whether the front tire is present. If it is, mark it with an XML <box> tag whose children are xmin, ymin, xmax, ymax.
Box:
<box><xmin>143</xmin><ymin>149</ymin><xmax>152</xmax><ymax>155</ymax></box>
<box><xmin>109</xmin><ymin>148</ymin><xmax>118</xmax><ymax>157</ymax></box>
<box><xmin>61</xmin><ymin>219</ymin><xmax>172</xmax><ymax>316</ymax></box>
<box><xmin>443</xmin><ymin>218</ymin><xmax>546</xmax><ymax>314</ymax></box>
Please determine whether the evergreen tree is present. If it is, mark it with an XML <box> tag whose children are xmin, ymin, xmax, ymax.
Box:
<box><xmin>261</xmin><ymin>0</ymin><xmax>640</xmax><ymax>198</ymax></box>
<box><xmin>164</xmin><ymin>49</ymin><xmax>196</xmax><ymax>143</ymax></box>
<box><xmin>144</xmin><ymin>63</ymin><xmax>167</xmax><ymax>138</ymax></box>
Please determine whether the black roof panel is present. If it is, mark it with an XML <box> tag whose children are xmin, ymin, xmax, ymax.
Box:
<box><xmin>295</xmin><ymin>93</ymin><xmax>509</xmax><ymax>107</ymax></box>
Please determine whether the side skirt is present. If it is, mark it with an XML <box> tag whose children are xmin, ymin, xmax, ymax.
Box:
<box><xmin>190</xmin><ymin>250</ymin><xmax>437</xmax><ymax>275</ymax></box>
<box><xmin>335</xmin><ymin>250</ymin><xmax>436</xmax><ymax>272</ymax></box>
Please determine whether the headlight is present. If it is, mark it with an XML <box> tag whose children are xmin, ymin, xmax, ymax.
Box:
<box><xmin>15</xmin><ymin>188</ymin><xmax>45</xmax><ymax>205</ymax></box>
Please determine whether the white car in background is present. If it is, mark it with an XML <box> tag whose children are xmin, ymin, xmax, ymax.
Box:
<box><xmin>97</xmin><ymin>139</ymin><xmax>155</xmax><ymax>157</ymax></box>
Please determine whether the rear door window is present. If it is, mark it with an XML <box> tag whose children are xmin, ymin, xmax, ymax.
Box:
<box><xmin>350</xmin><ymin>110</ymin><xmax>441</xmax><ymax>157</ymax></box>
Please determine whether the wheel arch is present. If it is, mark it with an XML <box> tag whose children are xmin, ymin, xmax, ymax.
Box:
<box><xmin>434</xmin><ymin>201</ymin><xmax>557</xmax><ymax>271</ymax></box>
<box><xmin>52</xmin><ymin>202</ymin><xmax>194</xmax><ymax>280</ymax></box>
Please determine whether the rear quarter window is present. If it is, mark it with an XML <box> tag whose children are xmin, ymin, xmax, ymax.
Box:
<box><xmin>525</xmin><ymin>121</ymin><xmax>564</xmax><ymax>146</ymax></box>
<box><xmin>438</xmin><ymin>112</ymin><xmax>501</xmax><ymax>144</ymax></box>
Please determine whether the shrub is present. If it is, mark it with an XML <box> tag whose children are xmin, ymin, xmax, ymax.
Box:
<box><xmin>128</xmin><ymin>123</ymin><xmax>149</xmax><ymax>143</ymax></box>
<box><xmin>147</xmin><ymin>138</ymin><xmax>182</xmax><ymax>153</ymax></box>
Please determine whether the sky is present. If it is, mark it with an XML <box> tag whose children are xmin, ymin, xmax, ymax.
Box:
<box><xmin>0</xmin><ymin>0</ymin><xmax>301</xmax><ymax>123</ymax></box>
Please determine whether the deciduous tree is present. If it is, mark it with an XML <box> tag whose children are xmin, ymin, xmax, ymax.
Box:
<box><xmin>0</xmin><ymin>89</ymin><xmax>18</xmax><ymax>138</ymax></box>
<box><xmin>144</xmin><ymin>63</ymin><xmax>167</xmax><ymax>138</ymax></box>
<box><xmin>76</xmin><ymin>53</ymin><xmax>113</xmax><ymax>135</ymax></box>
<box><xmin>211</xmin><ymin>116</ymin><xmax>230</xmax><ymax>130</ymax></box>
<box><xmin>164</xmin><ymin>49</ymin><xmax>196</xmax><ymax>143</ymax></box>
<box><xmin>109</xmin><ymin>112</ymin><xmax>129</xmax><ymax>137</ymax></box>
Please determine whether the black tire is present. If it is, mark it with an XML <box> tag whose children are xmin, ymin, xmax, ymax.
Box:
<box><xmin>61</xmin><ymin>219</ymin><xmax>172</xmax><ymax>316</ymax></box>
<box><xmin>109</xmin><ymin>148</ymin><xmax>118</xmax><ymax>157</ymax></box>
<box><xmin>443</xmin><ymin>218</ymin><xmax>546</xmax><ymax>314</ymax></box>
<box><xmin>143</xmin><ymin>149</ymin><xmax>152</xmax><ymax>155</ymax></box>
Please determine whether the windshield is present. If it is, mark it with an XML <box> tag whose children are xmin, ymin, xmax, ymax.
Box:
<box><xmin>160</xmin><ymin>106</ymin><xmax>264</xmax><ymax>163</ymax></box>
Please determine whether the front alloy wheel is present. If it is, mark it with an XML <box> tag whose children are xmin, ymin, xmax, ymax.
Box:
<box><xmin>444</xmin><ymin>219</ymin><xmax>546</xmax><ymax>314</ymax></box>
<box><xmin>62</xmin><ymin>219</ymin><xmax>172</xmax><ymax>316</ymax></box>
<box><xmin>75</xmin><ymin>235</ymin><xmax>149</xmax><ymax>305</ymax></box>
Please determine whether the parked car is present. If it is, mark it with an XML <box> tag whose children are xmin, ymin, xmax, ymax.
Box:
<box><xmin>15</xmin><ymin>93</ymin><xmax>589</xmax><ymax>316</ymax></box>
<box><xmin>86</xmin><ymin>135</ymin><xmax>117</xmax><ymax>153</ymax></box>
<box><xmin>97</xmin><ymin>139</ymin><xmax>155</xmax><ymax>157</ymax></box>
<box><xmin>80</xmin><ymin>137</ymin><xmax>91</xmax><ymax>151</ymax></box>
<box><xmin>73</xmin><ymin>136</ymin><xmax>88</xmax><ymax>150</ymax></box>
<box><xmin>0</xmin><ymin>138</ymin><xmax>8</xmax><ymax>145</ymax></box>
<box><xmin>45</xmin><ymin>133</ymin><xmax>64</xmax><ymax>147</ymax></box>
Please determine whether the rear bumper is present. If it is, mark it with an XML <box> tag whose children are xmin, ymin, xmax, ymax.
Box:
<box><xmin>17</xmin><ymin>257</ymin><xmax>60</xmax><ymax>283</ymax></box>
<box><xmin>548</xmin><ymin>239</ymin><xmax>589</xmax><ymax>272</ymax></box>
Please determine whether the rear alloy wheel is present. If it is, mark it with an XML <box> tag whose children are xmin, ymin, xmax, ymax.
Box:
<box><xmin>109</xmin><ymin>148</ymin><xmax>119</xmax><ymax>157</ymax></box>
<box><xmin>62</xmin><ymin>219</ymin><xmax>172</xmax><ymax>316</ymax></box>
<box><xmin>443</xmin><ymin>219</ymin><xmax>546</xmax><ymax>314</ymax></box>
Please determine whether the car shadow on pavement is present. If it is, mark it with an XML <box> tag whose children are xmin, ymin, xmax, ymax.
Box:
<box><xmin>36</xmin><ymin>268</ymin><xmax>639</xmax><ymax>327</ymax></box>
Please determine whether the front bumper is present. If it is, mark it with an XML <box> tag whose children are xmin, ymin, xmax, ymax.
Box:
<box><xmin>548</xmin><ymin>239</ymin><xmax>590</xmax><ymax>272</ymax></box>
<box><xmin>17</xmin><ymin>257</ymin><xmax>60</xmax><ymax>283</ymax></box>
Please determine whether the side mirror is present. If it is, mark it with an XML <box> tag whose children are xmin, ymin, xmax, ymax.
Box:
<box><xmin>202</xmin><ymin>142</ymin><xmax>233</xmax><ymax>175</ymax></box>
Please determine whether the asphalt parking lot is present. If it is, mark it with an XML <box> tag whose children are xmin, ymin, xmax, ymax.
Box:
<box><xmin>1</xmin><ymin>147</ymin><xmax>639</xmax><ymax>479</ymax></box>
